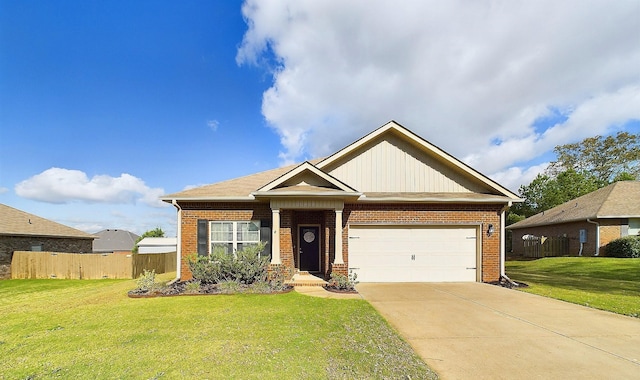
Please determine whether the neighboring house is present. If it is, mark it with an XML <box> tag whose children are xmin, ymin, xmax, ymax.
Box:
<box><xmin>0</xmin><ymin>203</ymin><xmax>95</xmax><ymax>279</ymax></box>
<box><xmin>137</xmin><ymin>237</ymin><xmax>177</xmax><ymax>254</ymax></box>
<box><xmin>161</xmin><ymin>121</ymin><xmax>521</xmax><ymax>283</ymax></box>
<box><xmin>508</xmin><ymin>181</ymin><xmax>640</xmax><ymax>257</ymax></box>
<box><xmin>92</xmin><ymin>229</ymin><xmax>140</xmax><ymax>253</ymax></box>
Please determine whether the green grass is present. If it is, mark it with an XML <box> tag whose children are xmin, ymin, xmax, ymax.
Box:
<box><xmin>0</xmin><ymin>278</ymin><xmax>437</xmax><ymax>379</ymax></box>
<box><xmin>506</xmin><ymin>257</ymin><xmax>640</xmax><ymax>318</ymax></box>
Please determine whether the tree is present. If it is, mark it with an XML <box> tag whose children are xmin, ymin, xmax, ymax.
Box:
<box><xmin>133</xmin><ymin>227</ymin><xmax>165</xmax><ymax>253</ymax></box>
<box><xmin>548</xmin><ymin>131</ymin><xmax>640</xmax><ymax>184</ymax></box>
<box><xmin>512</xmin><ymin>169</ymin><xmax>601</xmax><ymax>218</ymax></box>
<box><xmin>513</xmin><ymin>132</ymin><xmax>640</xmax><ymax>218</ymax></box>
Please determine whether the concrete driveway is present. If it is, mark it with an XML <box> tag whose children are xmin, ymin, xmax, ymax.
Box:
<box><xmin>356</xmin><ymin>283</ymin><xmax>640</xmax><ymax>380</ymax></box>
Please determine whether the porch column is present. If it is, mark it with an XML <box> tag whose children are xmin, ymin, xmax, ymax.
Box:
<box><xmin>334</xmin><ymin>208</ymin><xmax>344</xmax><ymax>264</ymax></box>
<box><xmin>271</xmin><ymin>208</ymin><xmax>281</xmax><ymax>264</ymax></box>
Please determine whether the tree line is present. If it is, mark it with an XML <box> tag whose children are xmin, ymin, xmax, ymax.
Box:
<box><xmin>508</xmin><ymin>131</ymin><xmax>639</xmax><ymax>224</ymax></box>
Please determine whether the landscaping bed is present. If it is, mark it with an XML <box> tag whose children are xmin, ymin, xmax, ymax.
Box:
<box><xmin>128</xmin><ymin>279</ymin><xmax>293</xmax><ymax>297</ymax></box>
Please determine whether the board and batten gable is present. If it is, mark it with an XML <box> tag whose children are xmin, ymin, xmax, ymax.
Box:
<box><xmin>321</xmin><ymin>131</ymin><xmax>491</xmax><ymax>194</ymax></box>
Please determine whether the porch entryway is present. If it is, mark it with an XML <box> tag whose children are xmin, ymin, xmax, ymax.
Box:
<box><xmin>298</xmin><ymin>225</ymin><xmax>320</xmax><ymax>272</ymax></box>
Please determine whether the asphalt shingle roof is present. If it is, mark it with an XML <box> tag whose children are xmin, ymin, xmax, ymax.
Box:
<box><xmin>0</xmin><ymin>203</ymin><xmax>95</xmax><ymax>239</ymax></box>
<box><xmin>508</xmin><ymin>181</ymin><xmax>640</xmax><ymax>229</ymax></box>
<box><xmin>92</xmin><ymin>229</ymin><xmax>140</xmax><ymax>252</ymax></box>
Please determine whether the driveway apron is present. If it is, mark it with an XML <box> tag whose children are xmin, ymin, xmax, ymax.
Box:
<box><xmin>357</xmin><ymin>283</ymin><xmax>640</xmax><ymax>380</ymax></box>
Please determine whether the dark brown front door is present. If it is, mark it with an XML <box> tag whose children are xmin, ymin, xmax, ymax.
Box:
<box><xmin>299</xmin><ymin>226</ymin><xmax>320</xmax><ymax>272</ymax></box>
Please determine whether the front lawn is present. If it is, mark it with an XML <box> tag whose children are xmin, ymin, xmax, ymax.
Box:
<box><xmin>0</xmin><ymin>278</ymin><xmax>437</xmax><ymax>379</ymax></box>
<box><xmin>506</xmin><ymin>257</ymin><xmax>640</xmax><ymax>318</ymax></box>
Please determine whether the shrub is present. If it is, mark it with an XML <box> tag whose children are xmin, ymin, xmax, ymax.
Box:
<box><xmin>327</xmin><ymin>271</ymin><xmax>358</xmax><ymax>291</ymax></box>
<box><xmin>187</xmin><ymin>243</ymin><xmax>269</xmax><ymax>285</ymax></box>
<box><xmin>218</xmin><ymin>280</ymin><xmax>241</xmax><ymax>294</ymax></box>
<box><xmin>184</xmin><ymin>280</ymin><xmax>201</xmax><ymax>294</ymax></box>
<box><xmin>135</xmin><ymin>270</ymin><xmax>165</xmax><ymax>293</ymax></box>
<box><xmin>605</xmin><ymin>236</ymin><xmax>640</xmax><ymax>258</ymax></box>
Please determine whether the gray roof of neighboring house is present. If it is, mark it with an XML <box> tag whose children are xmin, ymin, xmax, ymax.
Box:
<box><xmin>92</xmin><ymin>229</ymin><xmax>140</xmax><ymax>252</ymax></box>
<box><xmin>0</xmin><ymin>203</ymin><xmax>95</xmax><ymax>239</ymax></box>
<box><xmin>508</xmin><ymin>181</ymin><xmax>640</xmax><ymax>230</ymax></box>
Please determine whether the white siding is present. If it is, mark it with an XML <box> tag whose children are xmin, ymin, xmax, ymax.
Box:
<box><xmin>326</xmin><ymin>134</ymin><xmax>487</xmax><ymax>193</ymax></box>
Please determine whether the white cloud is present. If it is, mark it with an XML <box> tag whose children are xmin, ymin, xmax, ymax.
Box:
<box><xmin>0</xmin><ymin>187</ymin><xmax>8</xmax><ymax>195</ymax></box>
<box><xmin>489</xmin><ymin>162</ymin><xmax>550</xmax><ymax>194</ymax></box>
<box><xmin>207</xmin><ymin>119</ymin><xmax>220</xmax><ymax>132</ymax></box>
<box><xmin>15</xmin><ymin>168</ymin><xmax>168</xmax><ymax>208</ymax></box>
<box><xmin>238</xmin><ymin>0</ymin><xmax>640</xmax><ymax>174</ymax></box>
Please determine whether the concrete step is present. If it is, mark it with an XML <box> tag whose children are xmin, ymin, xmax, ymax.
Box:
<box><xmin>285</xmin><ymin>273</ymin><xmax>328</xmax><ymax>287</ymax></box>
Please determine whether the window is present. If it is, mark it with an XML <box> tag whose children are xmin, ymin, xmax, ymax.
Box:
<box><xmin>629</xmin><ymin>218</ymin><xmax>640</xmax><ymax>236</ymax></box>
<box><xmin>210</xmin><ymin>221</ymin><xmax>261</xmax><ymax>255</ymax></box>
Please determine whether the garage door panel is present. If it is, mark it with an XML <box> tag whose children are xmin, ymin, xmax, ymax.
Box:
<box><xmin>349</xmin><ymin>226</ymin><xmax>478</xmax><ymax>283</ymax></box>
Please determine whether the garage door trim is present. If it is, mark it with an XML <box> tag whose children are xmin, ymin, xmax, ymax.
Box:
<box><xmin>347</xmin><ymin>223</ymin><xmax>482</xmax><ymax>282</ymax></box>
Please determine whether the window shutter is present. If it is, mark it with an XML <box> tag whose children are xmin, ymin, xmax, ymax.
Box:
<box><xmin>197</xmin><ymin>219</ymin><xmax>208</xmax><ymax>256</ymax></box>
<box><xmin>260</xmin><ymin>219</ymin><xmax>271</xmax><ymax>259</ymax></box>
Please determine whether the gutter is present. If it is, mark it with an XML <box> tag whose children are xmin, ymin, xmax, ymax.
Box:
<box><xmin>586</xmin><ymin>218</ymin><xmax>600</xmax><ymax>256</ymax></box>
<box><xmin>169</xmin><ymin>199</ymin><xmax>182</xmax><ymax>284</ymax></box>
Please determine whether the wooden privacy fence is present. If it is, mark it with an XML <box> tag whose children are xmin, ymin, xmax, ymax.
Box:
<box><xmin>522</xmin><ymin>236</ymin><xmax>570</xmax><ymax>258</ymax></box>
<box><xmin>11</xmin><ymin>251</ymin><xmax>177</xmax><ymax>280</ymax></box>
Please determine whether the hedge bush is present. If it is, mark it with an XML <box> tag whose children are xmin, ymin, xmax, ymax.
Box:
<box><xmin>187</xmin><ymin>243</ymin><xmax>269</xmax><ymax>284</ymax></box>
<box><xmin>605</xmin><ymin>236</ymin><xmax>640</xmax><ymax>258</ymax></box>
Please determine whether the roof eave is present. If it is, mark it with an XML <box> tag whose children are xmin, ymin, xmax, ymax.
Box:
<box><xmin>161</xmin><ymin>196</ymin><xmax>257</xmax><ymax>202</ymax></box>
<box><xmin>358</xmin><ymin>195</ymin><xmax>517</xmax><ymax>203</ymax></box>
<box><xmin>252</xmin><ymin>191</ymin><xmax>362</xmax><ymax>200</ymax></box>
<box><xmin>0</xmin><ymin>232</ymin><xmax>96</xmax><ymax>240</ymax></box>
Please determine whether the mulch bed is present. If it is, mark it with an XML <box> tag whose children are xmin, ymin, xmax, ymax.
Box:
<box><xmin>323</xmin><ymin>286</ymin><xmax>358</xmax><ymax>294</ymax></box>
<box><xmin>128</xmin><ymin>280</ymin><xmax>293</xmax><ymax>298</ymax></box>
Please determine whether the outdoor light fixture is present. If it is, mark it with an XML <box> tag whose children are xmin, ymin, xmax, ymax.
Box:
<box><xmin>487</xmin><ymin>224</ymin><xmax>494</xmax><ymax>237</ymax></box>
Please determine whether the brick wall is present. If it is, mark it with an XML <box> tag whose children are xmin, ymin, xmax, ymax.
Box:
<box><xmin>343</xmin><ymin>203</ymin><xmax>503</xmax><ymax>282</ymax></box>
<box><xmin>177</xmin><ymin>201</ymin><xmax>503</xmax><ymax>282</ymax></box>
<box><xmin>179</xmin><ymin>202</ymin><xmax>271</xmax><ymax>280</ymax></box>
<box><xmin>0</xmin><ymin>236</ymin><xmax>93</xmax><ymax>279</ymax></box>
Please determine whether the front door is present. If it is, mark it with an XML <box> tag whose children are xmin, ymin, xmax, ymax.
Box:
<box><xmin>299</xmin><ymin>226</ymin><xmax>320</xmax><ymax>272</ymax></box>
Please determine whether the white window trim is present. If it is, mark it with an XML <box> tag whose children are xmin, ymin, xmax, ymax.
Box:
<box><xmin>209</xmin><ymin>221</ymin><xmax>261</xmax><ymax>254</ymax></box>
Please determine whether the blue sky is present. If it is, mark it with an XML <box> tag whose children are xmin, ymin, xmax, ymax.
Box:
<box><xmin>1</xmin><ymin>0</ymin><xmax>639</xmax><ymax>237</ymax></box>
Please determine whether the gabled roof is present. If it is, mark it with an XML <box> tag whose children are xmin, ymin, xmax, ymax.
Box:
<box><xmin>92</xmin><ymin>229</ymin><xmax>140</xmax><ymax>252</ymax></box>
<box><xmin>0</xmin><ymin>203</ymin><xmax>95</xmax><ymax>240</ymax></box>
<box><xmin>317</xmin><ymin>121</ymin><xmax>521</xmax><ymax>200</ymax></box>
<box><xmin>508</xmin><ymin>181</ymin><xmax>640</xmax><ymax>229</ymax></box>
<box><xmin>252</xmin><ymin>161</ymin><xmax>361</xmax><ymax>199</ymax></box>
<box><xmin>161</xmin><ymin>120</ymin><xmax>520</xmax><ymax>203</ymax></box>
<box><xmin>162</xmin><ymin>160</ymin><xmax>322</xmax><ymax>201</ymax></box>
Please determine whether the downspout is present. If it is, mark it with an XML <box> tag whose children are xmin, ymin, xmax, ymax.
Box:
<box><xmin>586</xmin><ymin>218</ymin><xmax>600</xmax><ymax>256</ymax></box>
<box><xmin>500</xmin><ymin>202</ymin><xmax>519</xmax><ymax>287</ymax></box>
<box><xmin>500</xmin><ymin>202</ymin><xmax>511</xmax><ymax>278</ymax></box>
<box><xmin>170</xmin><ymin>199</ymin><xmax>182</xmax><ymax>283</ymax></box>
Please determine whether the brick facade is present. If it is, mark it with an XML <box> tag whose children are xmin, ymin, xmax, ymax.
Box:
<box><xmin>178</xmin><ymin>201</ymin><xmax>504</xmax><ymax>283</ymax></box>
<box><xmin>0</xmin><ymin>236</ymin><xmax>93</xmax><ymax>279</ymax></box>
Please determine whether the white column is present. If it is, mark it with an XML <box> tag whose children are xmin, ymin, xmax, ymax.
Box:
<box><xmin>271</xmin><ymin>208</ymin><xmax>281</xmax><ymax>264</ymax></box>
<box><xmin>334</xmin><ymin>208</ymin><xmax>344</xmax><ymax>264</ymax></box>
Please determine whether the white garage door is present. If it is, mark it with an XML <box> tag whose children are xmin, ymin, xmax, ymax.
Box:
<box><xmin>348</xmin><ymin>225</ymin><xmax>478</xmax><ymax>282</ymax></box>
